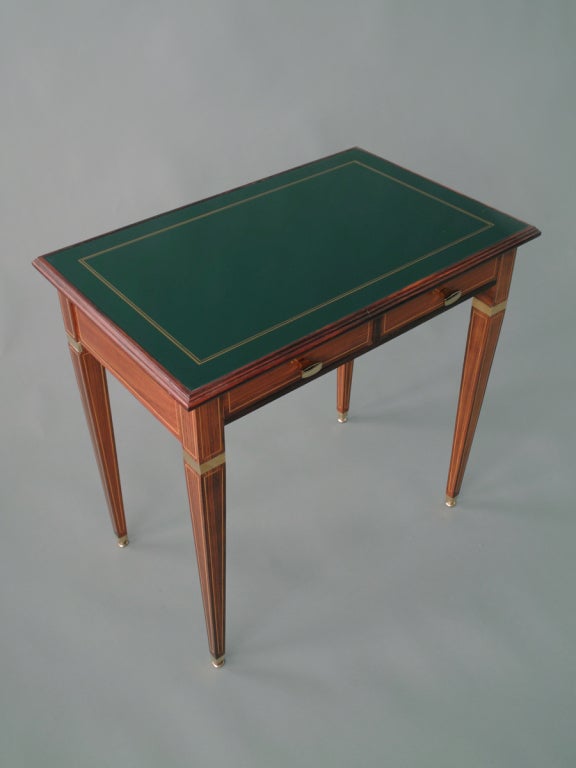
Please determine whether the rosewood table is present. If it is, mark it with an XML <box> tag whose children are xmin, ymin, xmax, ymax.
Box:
<box><xmin>33</xmin><ymin>148</ymin><xmax>540</xmax><ymax>668</ymax></box>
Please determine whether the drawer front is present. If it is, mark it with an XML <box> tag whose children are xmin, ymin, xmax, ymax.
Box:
<box><xmin>381</xmin><ymin>258</ymin><xmax>498</xmax><ymax>335</ymax></box>
<box><xmin>226</xmin><ymin>322</ymin><xmax>372</xmax><ymax>416</ymax></box>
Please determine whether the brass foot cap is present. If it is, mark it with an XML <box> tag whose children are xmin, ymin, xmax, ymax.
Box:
<box><xmin>117</xmin><ymin>535</ymin><xmax>129</xmax><ymax>548</ymax></box>
<box><xmin>211</xmin><ymin>655</ymin><xmax>225</xmax><ymax>668</ymax></box>
<box><xmin>337</xmin><ymin>411</ymin><xmax>348</xmax><ymax>423</ymax></box>
<box><xmin>445</xmin><ymin>495</ymin><xmax>457</xmax><ymax>508</ymax></box>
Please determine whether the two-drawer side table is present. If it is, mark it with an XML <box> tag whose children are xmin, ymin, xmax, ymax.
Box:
<box><xmin>34</xmin><ymin>148</ymin><xmax>540</xmax><ymax>668</ymax></box>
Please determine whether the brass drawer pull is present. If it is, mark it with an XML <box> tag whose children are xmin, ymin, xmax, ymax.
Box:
<box><xmin>292</xmin><ymin>359</ymin><xmax>323</xmax><ymax>379</ymax></box>
<box><xmin>436</xmin><ymin>288</ymin><xmax>462</xmax><ymax>307</ymax></box>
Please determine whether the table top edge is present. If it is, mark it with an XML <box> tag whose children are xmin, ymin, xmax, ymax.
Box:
<box><xmin>34</xmin><ymin>223</ymin><xmax>539</xmax><ymax>411</ymax></box>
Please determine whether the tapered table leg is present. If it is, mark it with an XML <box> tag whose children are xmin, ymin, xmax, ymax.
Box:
<box><xmin>337</xmin><ymin>361</ymin><xmax>354</xmax><ymax>423</ymax></box>
<box><xmin>65</xmin><ymin>331</ymin><xmax>128</xmax><ymax>546</ymax></box>
<box><xmin>179</xmin><ymin>399</ymin><xmax>226</xmax><ymax>668</ymax></box>
<box><xmin>445</xmin><ymin>250</ymin><xmax>516</xmax><ymax>506</ymax></box>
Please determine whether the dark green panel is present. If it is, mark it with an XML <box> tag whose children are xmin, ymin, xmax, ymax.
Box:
<box><xmin>45</xmin><ymin>148</ymin><xmax>531</xmax><ymax>390</ymax></box>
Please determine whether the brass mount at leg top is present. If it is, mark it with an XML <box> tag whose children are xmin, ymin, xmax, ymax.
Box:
<box><xmin>472</xmin><ymin>297</ymin><xmax>507</xmax><ymax>317</ymax></box>
<box><xmin>66</xmin><ymin>333</ymin><xmax>84</xmax><ymax>353</ymax></box>
<box><xmin>183</xmin><ymin>450</ymin><xmax>226</xmax><ymax>476</ymax></box>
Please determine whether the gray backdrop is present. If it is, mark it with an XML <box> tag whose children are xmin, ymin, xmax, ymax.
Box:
<box><xmin>1</xmin><ymin>1</ymin><xmax>574</xmax><ymax>766</ymax></box>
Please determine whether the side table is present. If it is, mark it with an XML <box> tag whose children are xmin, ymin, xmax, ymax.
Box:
<box><xmin>34</xmin><ymin>148</ymin><xmax>540</xmax><ymax>667</ymax></box>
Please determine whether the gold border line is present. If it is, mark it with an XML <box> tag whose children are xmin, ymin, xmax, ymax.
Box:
<box><xmin>79</xmin><ymin>160</ymin><xmax>494</xmax><ymax>365</ymax></box>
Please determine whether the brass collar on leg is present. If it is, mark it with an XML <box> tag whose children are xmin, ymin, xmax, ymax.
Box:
<box><xmin>183</xmin><ymin>450</ymin><xmax>226</xmax><ymax>475</ymax></box>
<box><xmin>66</xmin><ymin>333</ymin><xmax>84</xmax><ymax>353</ymax></box>
<box><xmin>472</xmin><ymin>298</ymin><xmax>507</xmax><ymax>317</ymax></box>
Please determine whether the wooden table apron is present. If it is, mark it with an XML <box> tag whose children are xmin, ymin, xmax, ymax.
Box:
<box><xmin>33</xmin><ymin>149</ymin><xmax>540</xmax><ymax>668</ymax></box>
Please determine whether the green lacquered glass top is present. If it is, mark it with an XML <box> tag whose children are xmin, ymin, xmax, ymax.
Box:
<box><xmin>45</xmin><ymin>148</ymin><xmax>531</xmax><ymax>390</ymax></box>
